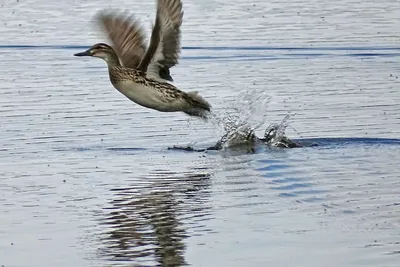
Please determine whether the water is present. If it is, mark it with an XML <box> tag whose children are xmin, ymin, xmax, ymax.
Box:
<box><xmin>1</xmin><ymin>0</ymin><xmax>400</xmax><ymax>266</ymax></box>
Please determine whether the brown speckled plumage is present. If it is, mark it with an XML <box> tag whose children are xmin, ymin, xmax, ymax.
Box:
<box><xmin>107</xmin><ymin>64</ymin><xmax>211</xmax><ymax>117</ymax></box>
<box><xmin>74</xmin><ymin>0</ymin><xmax>211</xmax><ymax>119</ymax></box>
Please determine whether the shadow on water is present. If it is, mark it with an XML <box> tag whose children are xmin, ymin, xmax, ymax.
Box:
<box><xmin>94</xmin><ymin>169</ymin><xmax>213</xmax><ymax>267</ymax></box>
<box><xmin>168</xmin><ymin>137</ymin><xmax>400</xmax><ymax>156</ymax></box>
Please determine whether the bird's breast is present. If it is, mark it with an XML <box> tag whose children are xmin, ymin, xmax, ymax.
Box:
<box><xmin>113</xmin><ymin>80</ymin><xmax>181</xmax><ymax>112</ymax></box>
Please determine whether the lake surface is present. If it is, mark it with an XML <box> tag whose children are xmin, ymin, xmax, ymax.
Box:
<box><xmin>1</xmin><ymin>0</ymin><xmax>400</xmax><ymax>266</ymax></box>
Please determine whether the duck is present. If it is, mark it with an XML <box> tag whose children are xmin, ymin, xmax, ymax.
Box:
<box><xmin>74</xmin><ymin>0</ymin><xmax>211</xmax><ymax>119</ymax></box>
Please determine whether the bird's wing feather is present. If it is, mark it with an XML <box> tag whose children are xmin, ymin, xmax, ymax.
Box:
<box><xmin>95</xmin><ymin>10</ymin><xmax>148</xmax><ymax>69</ymax></box>
<box><xmin>138</xmin><ymin>0</ymin><xmax>183</xmax><ymax>82</ymax></box>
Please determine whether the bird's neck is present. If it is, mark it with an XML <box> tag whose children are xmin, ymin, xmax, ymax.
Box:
<box><xmin>105</xmin><ymin>53</ymin><xmax>121</xmax><ymax>67</ymax></box>
<box><xmin>108</xmin><ymin>65</ymin><xmax>122</xmax><ymax>86</ymax></box>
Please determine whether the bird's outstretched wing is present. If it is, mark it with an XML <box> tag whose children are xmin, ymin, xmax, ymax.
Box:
<box><xmin>138</xmin><ymin>0</ymin><xmax>183</xmax><ymax>82</ymax></box>
<box><xmin>96</xmin><ymin>10</ymin><xmax>147</xmax><ymax>69</ymax></box>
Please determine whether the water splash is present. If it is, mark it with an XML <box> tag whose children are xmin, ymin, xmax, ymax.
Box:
<box><xmin>263</xmin><ymin>114</ymin><xmax>295</xmax><ymax>147</ymax></box>
<box><xmin>205</xmin><ymin>89</ymin><xmax>271</xmax><ymax>148</ymax></box>
<box><xmin>211</xmin><ymin>89</ymin><xmax>272</xmax><ymax>133</ymax></box>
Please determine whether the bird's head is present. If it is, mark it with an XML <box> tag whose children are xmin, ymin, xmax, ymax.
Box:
<box><xmin>74</xmin><ymin>43</ymin><xmax>119</xmax><ymax>65</ymax></box>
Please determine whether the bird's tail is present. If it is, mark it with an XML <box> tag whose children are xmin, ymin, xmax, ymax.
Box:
<box><xmin>184</xmin><ymin>91</ymin><xmax>212</xmax><ymax>120</ymax></box>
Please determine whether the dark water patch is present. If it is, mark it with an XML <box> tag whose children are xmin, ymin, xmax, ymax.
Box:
<box><xmin>346</xmin><ymin>53</ymin><xmax>400</xmax><ymax>57</ymax></box>
<box><xmin>279</xmin><ymin>192</ymin><xmax>298</xmax><ymax>197</ymax></box>
<box><xmin>170</xmin><ymin>137</ymin><xmax>400</xmax><ymax>154</ymax></box>
<box><xmin>2</xmin><ymin>44</ymin><xmax>400</xmax><ymax>51</ymax></box>
<box><xmin>299</xmin><ymin>197</ymin><xmax>326</xmax><ymax>203</ymax></box>
<box><xmin>107</xmin><ymin>147</ymin><xmax>147</xmax><ymax>152</ymax></box>
<box><xmin>387</xmin><ymin>251</ymin><xmax>400</xmax><ymax>255</ymax></box>
<box><xmin>53</xmin><ymin>146</ymin><xmax>147</xmax><ymax>153</ymax></box>
<box><xmin>257</xmin><ymin>159</ymin><xmax>285</xmax><ymax>164</ymax></box>
<box><xmin>278</xmin><ymin>191</ymin><xmax>327</xmax><ymax>201</ymax></box>
<box><xmin>214</xmin><ymin>56</ymin><xmax>292</xmax><ymax>63</ymax></box>
<box><xmin>184</xmin><ymin>55</ymin><xmax>277</xmax><ymax>60</ymax></box>
<box><xmin>2</xmin><ymin>45</ymin><xmax>400</xmax><ymax>61</ymax></box>
<box><xmin>184</xmin><ymin>46</ymin><xmax>400</xmax><ymax>51</ymax></box>
<box><xmin>342</xmin><ymin>210</ymin><xmax>357</xmax><ymax>214</ymax></box>
<box><xmin>0</xmin><ymin>44</ymin><xmax>92</xmax><ymax>49</ymax></box>
<box><xmin>284</xmin><ymin>53</ymin><xmax>327</xmax><ymax>57</ymax></box>
<box><xmin>271</xmin><ymin>183</ymin><xmax>313</xmax><ymax>190</ymax></box>
<box><xmin>385</xmin><ymin>203</ymin><xmax>400</xmax><ymax>207</ymax></box>
<box><xmin>224</xmin><ymin>201</ymin><xmax>274</xmax><ymax>209</ymax></box>
<box><xmin>262</xmin><ymin>172</ymin><xmax>295</xmax><ymax>179</ymax></box>
<box><xmin>297</xmin><ymin>137</ymin><xmax>400</xmax><ymax>147</ymax></box>
<box><xmin>256</xmin><ymin>164</ymin><xmax>291</xmax><ymax>172</ymax></box>
<box><xmin>209</xmin><ymin>54</ymin><xmax>400</xmax><ymax>62</ymax></box>
<box><xmin>271</xmin><ymin>177</ymin><xmax>305</xmax><ymax>184</ymax></box>
<box><xmin>31</xmin><ymin>135</ymin><xmax>73</xmax><ymax>140</ymax></box>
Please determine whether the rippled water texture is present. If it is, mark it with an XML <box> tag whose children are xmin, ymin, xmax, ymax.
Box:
<box><xmin>1</xmin><ymin>0</ymin><xmax>400</xmax><ymax>266</ymax></box>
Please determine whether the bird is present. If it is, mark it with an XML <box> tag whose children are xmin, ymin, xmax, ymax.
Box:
<box><xmin>74</xmin><ymin>0</ymin><xmax>211</xmax><ymax>119</ymax></box>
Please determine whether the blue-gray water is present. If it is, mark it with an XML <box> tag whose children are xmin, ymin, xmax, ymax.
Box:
<box><xmin>1</xmin><ymin>0</ymin><xmax>400</xmax><ymax>266</ymax></box>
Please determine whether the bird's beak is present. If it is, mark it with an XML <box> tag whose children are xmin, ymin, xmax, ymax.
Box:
<box><xmin>74</xmin><ymin>49</ymin><xmax>92</xmax><ymax>57</ymax></box>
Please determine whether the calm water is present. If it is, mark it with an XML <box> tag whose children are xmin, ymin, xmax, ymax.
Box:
<box><xmin>1</xmin><ymin>0</ymin><xmax>400</xmax><ymax>266</ymax></box>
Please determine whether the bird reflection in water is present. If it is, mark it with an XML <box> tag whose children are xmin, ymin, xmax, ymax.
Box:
<box><xmin>96</xmin><ymin>170</ymin><xmax>212</xmax><ymax>267</ymax></box>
